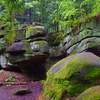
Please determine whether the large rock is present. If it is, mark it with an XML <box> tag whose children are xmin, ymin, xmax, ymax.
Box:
<box><xmin>49</xmin><ymin>46</ymin><xmax>66</xmax><ymax>59</ymax></box>
<box><xmin>66</xmin><ymin>37</ymin><xmax>100</xmax><ymax>56</ymax></box>
<box><xmin>63</xmin><ymin>19</ymin><xmax>100</xmax><ymax>56</ymax></box>
<box><xmin>47</xmin><ymin>32</ymin><xmax>65</xmax><ymax>46</ymax></box>
<box><xmin>6</xmin><ymin>40</ymin><xmax>48</xmax><ymax>80</ymax></box>
<box><xmin>44</xmin><ymin>52</ymin><xmax>100</xmax><ymax>100</ymax></box>
<box><xmin>26</xmin><ymin>25</ymin><xmax>47</xmax><ymax>39</ymax></box>
<box><xmin>77</xmin><ymin>37</ymin><xmax>100</xmax><ymax>53</ymax></box>
<box><xmin>76</xmin><ymin>86</ymin><xmax>100</xmax><ymax>100</ymax></box>
<box><xmin>6</xmin><ymin>41</ymin><xmax>32</xmax><ymax>63</ymax></box>
<box><xmin>63</xmin><ymin>35</ymin><xmax>79</xmax><ymax>49</ymax></box>
<box><xmin>30</xmin><ymin>40</ymin><xmax>49</xmax><ymax>54</ymax></box>
<box><xmin>6</xmin><ymin>41</ymin><xmax>27</xmax><ymax>53</ymax></box>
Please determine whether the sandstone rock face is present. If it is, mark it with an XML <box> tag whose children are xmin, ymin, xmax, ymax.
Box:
<box><xmin>6</xmin><ymin>41</ymin><xmax>27</xmax><ymax>52</ymax></box>
<box><xmin>44</xmin><ymin>52</ymin><xmax>100</xmax><ymax>100</ymax></box>
<box><xmin>63</xmin><ymin>19</ymin><xmax>100</xmax><ymax>56</ymax></box>
<box><xmin>64</xmin><ymin>36</ymin><xmax>100</xmax><ymax>56</ymax></box>
<box><xmin>76</xmin><ymin>86</ymin><xmax>100</xmax><ymax>100</ymax></box>
<box><xmin>26</xmin><ymin>24</ymin><xmax>47</xmax><ymax>39</ymax></box>
<box><xmin>5</xmin><ymin>40</ymin><xmax>48</xmax><ymax>80</ymax></box>
<box><xmin>49</xmin><ymin>46</ymin><xmax>66</xmax><ymax>59</ymax></box>
<box><xmin>30</xmin><ymin>40</ymin><xmax>49</xmax><ymax>54</ymax></box>
<box><xmin>6</xmin><ymin>24</ymin><xmax>49</xmax><ymax>65</ymax></box>
<box><xmin>4</xmin><ymin>24</ymin><xmax>49</xmax><ymax>80</ymax></box>
<box><xmin>6</xmin><ymin>41</ymin><xmax>32</xmax><ymax>64</ymax></box>
<box><xmin>76</xmin><ymin>37</ymin><xmax>100</xmax><ymax>52</ymax></box>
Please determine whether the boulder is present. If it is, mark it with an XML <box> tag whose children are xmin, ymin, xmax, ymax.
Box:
<box><xmin>6</xmin><ymin>41</ymin><xmax>32</xmax><ymax>63</ymax></box>
<box><xmin>77</xmin><ymin>37</ymin><xmax>100</xmax><ymax>53</ymax></box>
<box><xmin>44</xmin><ymin>52</ymin><xmax>100</xmax><ymax>100</ymax></box>
<box><xmin>63</xmin><ymin>35</ymin><xmax>80</xmax><ymax>54</ymax></box>
<box><xmin>14</xmin><ymin>29</ymin><xmax>26</xmax><ymax>42</ymax></box>
<box><xmin>6</xmin><ymin>41</ymin><xmax>48</xmax><ymax>80</ymax></box>
<box><xmin>6</xmin><ymin>40</ymin><xmax>48</xmax><ymax>80</ymax></box>
<box><xmin>76</xmin><ymin>86</ymin><xmax>100</xmax><ymax>100</ymax></box>
<box><xmin>30</xmin><ymin>40</ymin><xmax>49</xmax><ymax>54</ymax></box>
<box><xmin>63</xmin><ymin>20</ymin><xmax>100</xmax><ymax>56</ymax></box>
<box><xmin>29</xmin><ymin>37</ymin><xmax>47</xmax><ymax>42</ymax></box>
<box><xmin>66</xmin><ymin>37</ymin><xmax>100</xmax><ymax>56</ymax></box>
<box><xmin>47</xmin><ymin>32</ymin><xmax>65</xmax><ymax>46</ymax></box>
<box><xmin>26</xmin><ymin>25</ymin><xmax>47</xmax><ymax>39</ymax></box>
<box><xmin>5</xmin><ymin>52</ymin><xmax>48</xmax><ymax>80</ymax></box>
<box><xmin>49</xmin><ymin>46</ymin><xmax>67</xmax><ymax>59</ymax></box>
<box><xmin>6</xmin><ymin>42</ymin><xmax>25</xmax><ymax>53</ymax></box>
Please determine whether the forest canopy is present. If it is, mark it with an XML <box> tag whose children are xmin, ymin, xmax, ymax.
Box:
<box><xmin>0</xmin><ymin>0</ymin><xmax>100</xmax><ymax>44</ymax></box>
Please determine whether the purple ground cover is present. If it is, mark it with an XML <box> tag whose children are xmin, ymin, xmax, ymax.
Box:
<box><xmin>0</xmin><ymin>70</ymin><xmax>43</xmax><ymax>100</ymax></box>
<box><xmin>0</xmin><ymin>82</ymin><xmax>42</xmax><ymax>100</ymax></box>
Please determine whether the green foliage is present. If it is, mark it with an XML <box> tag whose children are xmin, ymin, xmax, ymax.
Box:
<box><xmin>0</xmin><ymin>0</ymin><xmax>25</xmax><ymax>44</ymax></box>
<box><xmin>52</xmin><ymin>0</ymin><xmax>100</xmax><ymax>31</ymax></box>
<box><xmin>48</xmin><ymin>32</ymin><xmax>65</xmax><ymax>46</ymax></box>
<box><xmin>0</xmin><ymin>0</ymin><xmax>100</xmax><ymax>44</ymax></box>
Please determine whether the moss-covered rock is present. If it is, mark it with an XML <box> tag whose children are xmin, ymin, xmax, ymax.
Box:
<box><xmin>66</xmin><ymin>37</ymin><xmax>100</xmax><ymax>56</ymax></box>
<box><xmin>76</xmin><ymin>86</ymin><xmax>100</xmax><ymax>100</ymax></box>
<box><xmin>26</xmin><ymin>25</ymin><xmax>46</xmax><ymax>39</ymax></box>
<box><xmin>30</xmin><ymin>40</ymin><xmax>49</xmax><ymax>53</ymax></box>
<box><xmin>77</xmin><ymin>37</ymin><xmax>100</xmax><ymax>53</ymax></box>
<box><xmin>48</xmin><ymin>32</ymin><xmax>65</xmax><ymax>46</ymax></box>
<box><xmin>44</xmin><ymin>52</ymin><xmax>100</xmax><ymax>100</ymax></box>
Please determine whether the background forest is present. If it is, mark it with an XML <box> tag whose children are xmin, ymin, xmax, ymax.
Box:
<box><xmin>0</xmin><ymin>0</ymin><xmax>100</xmax><ymax>44</ymax></box>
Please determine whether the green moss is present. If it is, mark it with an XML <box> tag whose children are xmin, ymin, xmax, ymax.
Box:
<box><xmin>44</xmin><ymin>53</ymin><xmax>100</xmax><ymax>99</ymax></box>
<box><xmin>76</xmin><ymin>86</ymin><xmax>100</xmax><ymax>100</ymax></box>
<box><xmin>44</xmin><ymin>79</ymin><xmax>70</xmax><ymax>100</ymax></box>
<box><xmin>84</xmin><ymin>67</ymin><xmax>100</xmax><ymax>79</ymax></box>
<box><xmin>5</xmin><ymin>74</ymin><xmax>16</xmax><ymax>83</ymax></box>
<box><xmin>48</xmin><ymin>55</ymin><xmax>90</xmax><ymax>79</ymax></box>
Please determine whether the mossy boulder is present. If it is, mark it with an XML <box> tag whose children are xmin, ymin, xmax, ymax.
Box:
<box><xmin>26</xmin><ymin>25</ymin><xmax>46</xmax><ymax>39</ymax></box>
<box><xmin>49</xmin><ymin>46</ymin><xmax>66</xmax><ymax>59</ymax></box>
<box><xmin>77</xmin><ymin>37</ymin><xmax>100</xmax><ymax>53</ymax></box>
<box><xmin>6</xmin><ymin>41</ymin><xmax>33</xmax><ymax>64</ymax></box>
<box><xmin>47</xmin><ymin>32</ymin><xmax>65</xmax><ymax>46</ymax></box>
<box><xmin>66</xmin><ymin>37</ymin><xmax>100</xmax><ymax>56</ymax></box>
<box><xmin>30</xmin><ymin>40</ymin><xmax>49</xmax><ymax>54</ymax></box>
<box><xmin>44</xmin><ymin>52</ymin><xmax>100</xmax><ymax>100</ymax></box>
<box><xmin>76</xmin><ymin>86</ymin><xmax>100</xmax><ymax>100</ymax></box>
